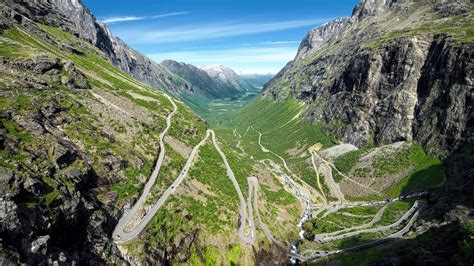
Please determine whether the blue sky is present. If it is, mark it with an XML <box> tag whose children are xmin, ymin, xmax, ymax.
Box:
<box><xmin>82</xmin><ymin>0</ymin><xmax>359</xmax><ymax>74</ymax></box>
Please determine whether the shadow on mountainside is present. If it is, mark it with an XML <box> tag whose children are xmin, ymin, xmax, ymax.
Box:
<box><xmin>312</xmin><ymin>219</ymin><xmax>473</xmax><ymax>265</ymax></box>
<box><xmin>314</xmin><ymin>122</ymin><xmax>474</xmax><ymax>265</ymax></box>
<box><xmin>399</xmin><ymin>163</ymin><xmax>445</xmax><ymax>196</ymax></box>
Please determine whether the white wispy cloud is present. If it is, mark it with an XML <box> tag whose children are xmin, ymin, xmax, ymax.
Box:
<box><xmin>149</xmin><ymin>47</ymin><xmax>296</xmax><ymax>64</ymax></box>
<box><xmin>101</xmin><ymin>12</ymin><xmax>189</xmax><ymax>24</ymax></box>
<box><xmin>147</xmin><ymin>45</ymin><xmax>299</xmax><ymax>74</ymax></box>
<box><xmin>260</xmin><ymin>40</ymin><xmax>301</xmax><ymax>45</ymax></box>
<box><xmin>102</xmin><ymin>16</ymin><xmax>142</xmax><ymax>24</ymax></box>
<box><xmin>116</xmin><ymin>18</ymin><xmax>331</xmax><ymax>44</ymax></box>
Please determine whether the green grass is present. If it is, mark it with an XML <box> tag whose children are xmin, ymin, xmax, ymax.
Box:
<box><xmin>201</xmin><ymin>245</ymin><xmax>223</xmax><ymax>265</ymax></box>
<box><xmin>367</xmin><ymin>10</ymin><xmax>474</xmax><ymax>50</ymax></box>
<box><xmin>228</xmin><ymin>245</ymin><xmax>241</xmax><ymax>266</ymax></box>
<box><xmin>110</xmin><ymin>171</ymin><xmax>143</xmax><ymax>201</ymax></box>
<box><xmin>184</xmin><ymin>143</ymin><xmax>241</xmax><ymax>234</ymax></box>
<box><xmin>234</xmin><ymin>97</ymin><xmax>333</xmax><ymax>153</ymax></box>
<box><xmin>147</xmin><ymin>143</ymin><xmax>187</xmax><ymax>204</ymax></box>
<box><xmin>190</xmin><ymin>143</ymin><xmax>241</xmax><ymax>201</ymax></box>
<box><xmin>168</xmin><ymin>101</ymin><xmax>208</xmax><ymax>147</ymax></box>
<box><xmin>15</xmin><ymin>95</ymin><xmax>32</xmax><ymax>109</ymax></box>
<box><xmin>117</xmin><ymin>91</ymin><xmax>162</xmax><ymax>112</ymax></box>
<box><xmin>342</xmin><ymin>205</ymin><xmax>381</xmax><ymax>217</ymax></box>
<box><xmin>45</xmin><ymin>190</ymin><xmax>60</xmax><ymax>206</ymax></box>
<box><xmin>193</xmin><ymin>92</ymin><xmax>260</xmax><ymax>125</ymax></box>
<box><xmin>377</xmin><ymin>199</ymin><xmax>415</xmax><ymax>226</ymax></box>
<box><xmin>453</xmin><ymin>220</ymin><xmax>474</xmax><ymax>264</ymax></box>
<box><xmin>330</xmin><ymin>142</ymin><xmax>444</xmax><ymax>198</ymax></box>
<box><xmin>261</xmin><ymin>184</ymin><xmax>297</xmax><ymax>205</ymax></box>
<box><xmin>304</xmin><ymin>204</ymin><xmax>386</xmax><ymax>239</ymax></box>
<box><xmin>334</xmin><ymin>148</ymin><xmax>369</xmax><ymax>174</ymax></box>
<box><xmin>146</xmin><ymin>202</ymin><xmax>192</xmax><ymax>249</ymax></box>
<box><xmin>348</xmin><ymin>193</ymin><xmax>386</xmax><ymax>202</ymax></box>
<box><xmin>384</xmin><ymin>145</ymin><xmax>444</xmax><ymax>197</ymax></box>
<box><xmin>216</xmin><ymin>97</ymin><xmax>334</xmax><ymax>191</ymax></box>
<box><xmin>1</xmin><ymin>119</ymin><xmax>32</xmax><ymax>144</ymax></box>
<box><xmin>0</xmin><ymin>95</ymin><xmax>7</xmax><ymax>106</ymax></box>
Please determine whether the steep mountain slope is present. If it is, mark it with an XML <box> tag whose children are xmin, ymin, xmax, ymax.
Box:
<box><xmin>0</xmin><ymin>2</ymin><xmax>304</xmax><ymax>265</ymax></box>
<box><xmin>264</xmin><ymin>0</ymin><xmax>473</xmax><ymax>155</ymax></box>
<box><xmin>3</xmin><ymin>0</ymin><xmax>258</xmax><ymax>122</ymax></box>
<box><xmin>1</xmin><ymin>0</ymin><xmax>199</xmax><ymax>98</ymax></box>
<box><xmin>0</xmin><ymin>3</ymin><xmax>215</xmax><ymax>263</ymax></box>
<box><xmin>226</xmin><ymin>0</ymin><xmax>473</xmax><ymax>263</ymax></box>
<box><xmin>263</xmin><ymin>0</ymin><xmax>473</xmax><ymax>191</ymax></box>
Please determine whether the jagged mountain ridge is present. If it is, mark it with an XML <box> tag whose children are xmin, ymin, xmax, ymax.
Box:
<box><xmin>0</xmin><ymin>1</ymin><xmax>212</xmax><ymax>264</ymax></box>
<box><xmin>161</xmin><ymin>60</ymin><xmax>254</xmax><ymax>100</ymax></box>
<box><xmin>2</xmin><ymin>0</ymin><xmax>250</xmax><ymax>102</ymax></box>
<box><xmin>264</xmin><ymin>0</ymin><xmax>473</xmax><ymax>156</ymax></box>
<box><xmin>260</xmin><ymin>1</ymin><xmax>474</xmax><ymax>262</ymax></box>
<box><xmin>2</xmin><ymin>0</ymin><xmax>159</xmax><ymax>83</ymax></box>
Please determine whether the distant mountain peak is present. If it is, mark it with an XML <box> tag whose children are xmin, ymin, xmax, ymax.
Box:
<box><xmin>200</xmin><ymin>65</ymin><xmax>238</xmax><ymax>82</ymax></box>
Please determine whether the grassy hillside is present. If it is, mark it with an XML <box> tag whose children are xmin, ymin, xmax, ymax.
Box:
<box><xmin>0</xmin><ymin>20</ymin><xmax>233</xmax><ymax>263</ymax></box>
<box><xmin>213</xmin><ymin>97</ymin><xmax>334</xmax><ymax>192</ymax></box>
<box><xmin>176</xmin><ymin>88</ymin><xmax>260</xmax><ymax>125</ymax></box>
<box><xmin>0</xmin><ymin>20</ymin><xmax>305</xmax><ymax>264</ymax></box>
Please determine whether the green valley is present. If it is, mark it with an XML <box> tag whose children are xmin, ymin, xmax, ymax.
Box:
<box><xmin>0</xmin><ymin>0</ymin><xmax>472</xmax><ymax>265</ymax></box>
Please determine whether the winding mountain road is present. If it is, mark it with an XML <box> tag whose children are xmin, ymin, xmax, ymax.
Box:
<box><xmin>250</xmin><ymin>126</ymin><xmax>327</xmax><ymax>233</ymax></box>
<box><xmin>113</xmin><ymin>95</ymin><xmax>214</xmax><ymax>242</ymax></box>
<box><xmin>113</xmin><ymin>129</ymin><xmax>210</xmax><ymax>242</ymax></box>
<box><xmin>303</xmin><ymin>206</ymin><xmax>422</xmax><ymax>260</ymax></box>
<box><xmin>211</xmin><ymin>130</ymin><xmax>256</xmax><ymax>244</ymax></box>
<box><xmin>313</xmin><ymin>201</ymin><xmax>394</xmax><ymax>242</ymax></box>
<box><xmin>113</xmin><ymin>95</ymin><xmax>177</xmax><ymax>242</ymax></box>
<box><xmin>311</xmin><ymin>153</ymin><xmax>327</xmax><ymax>202</ymax></box>
<box><xmin>234</xmin><ymin>124</ymin><xmax>424</xmax><ymax>263</ymax></box>
<box><xmin>310</xmin><ymin>150</ymin><xmax>346</xmax><ymax>219</ymax></box>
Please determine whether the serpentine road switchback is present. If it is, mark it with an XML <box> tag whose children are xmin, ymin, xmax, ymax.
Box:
<box><xmin>232</xmin><ymin>126</ymin><xmax>425</xmax><ymax>263</ymax></box>
<box><xmin>113</xmin><ymin>94</ymin><xmax>177</xmax><ymax>242</ymax></box>
<box><xmin>112</xmin><ymin>94</ymin><xmax>424</xmax><ymax>263</ymax></box>
<box><xmin>211</xmin><ymin>130</ymin><xmax>256</xmax><ymax>244</ymax></box>
<box><xmin>113</xmin><ymin>95</ymin><xmax>213</xmax><ymax>242</ymax></box>
<box><xmin>113</xmin><ymin>95</ymin><xmax>256</xmax><ymax>243</ymax></box>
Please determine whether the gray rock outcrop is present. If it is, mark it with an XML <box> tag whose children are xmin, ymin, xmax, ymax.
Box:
<box><xmin>1</xmin><ymin>0</ymin><xmax>183</xmax><ymax>95</ymax></box>
<box><xmin>263</xmin><ymin>0</ymin><xmax>473</xmax><ymax>158</ymax></box>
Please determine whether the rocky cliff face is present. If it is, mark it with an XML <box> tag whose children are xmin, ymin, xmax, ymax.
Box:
<box><xmin>260</xmin><ymin>2</ymin><xmax>474</xmax><ymax>262</ymax></box>
<box><xmin>3</xmin><ymin>0</ymin><xmax>252</xmax><ymax>112</ymax></box>
<box><xmin>295</xmin><ymin>18</ymin><xmax>350</xmax><ymax>60</ymax></box>
<box><xmin>0</xmin><ymin>2</ymin><xmax>210</xmax><ymax>264</ymax></box>
<box><xmin>2</xmin><ymin>0</ymin><xmax>186</xmax><ymax>95</ymax></box>
<box><xmin>262</xmin><ymin>2</ymin><xmax>474</xmax><ymax>245</ymax></box>
<box><xmin>264</xmin><ymin>0</ymin><xmax>473</xmax><ymax>157</ymax></box>
<box><xmin>413</xmin><ymin>35</ymin><xmax>473</xmax><ymax>157</ymax></box>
